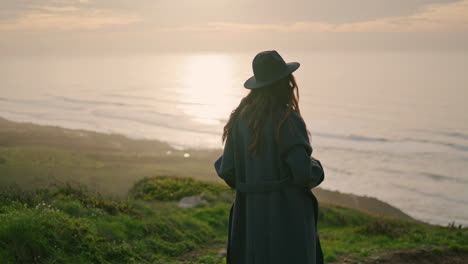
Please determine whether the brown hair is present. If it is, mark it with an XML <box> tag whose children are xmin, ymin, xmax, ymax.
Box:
<box><xmin>222</xmin><ymin>73</ymin><xmax>305</xmax><ymax>156</ymax></box>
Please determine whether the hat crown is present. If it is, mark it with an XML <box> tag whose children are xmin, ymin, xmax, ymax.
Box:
<box><xmin>252</xmin><ymin>50</ymin><xmax>288</xmax><ymax>82</ymax></box>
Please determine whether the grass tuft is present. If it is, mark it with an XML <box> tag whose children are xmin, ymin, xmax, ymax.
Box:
<box><xmin>354</xmin><ymin>216</ymin><xmax>416</xmax><ymax>238</ymax></box>
<box><xmin>129</xmin><ymin>175</ymin><xmax>230</xmax><ymax>201</ymax></box>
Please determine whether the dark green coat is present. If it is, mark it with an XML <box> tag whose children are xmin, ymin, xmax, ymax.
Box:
<box><xmin>214</xmin><ymin>109</ymin><xmax>325</xmax><ymax>264</ymax></box>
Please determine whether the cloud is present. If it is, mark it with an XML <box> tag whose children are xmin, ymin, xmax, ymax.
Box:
<box><xmin>160</xmin><ymin>0</ymin><xmax>468</xmax><ymax>33</ymax></box>
<box><xmin>1</xmin><ymin>0</ymin><xmax>466</xmax><ymax>54</ymax></box>
<box><xmin>2</xmin><ymin>0</ymin><xmax>463</xmax><ymax>32</ymax></box>
<box><xmin>0</xmin><ymin>3</ymin><xmax>141</xmax><ymax>32</ymax></box>
<box><xmin>334</xmin><ymin>0</ymin><xmax>468</xmax><ymax>32</ymax></box>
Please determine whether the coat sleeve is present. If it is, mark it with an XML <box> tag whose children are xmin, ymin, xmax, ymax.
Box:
<box><xmin>214</xmin><ymin>134</ymin><xmax>236</xmax><ymax>189</ymax></box>
<box><xmin>280</xmin><ymin>112</ymin><xmax>324</xmax><ymax>189</ymax></box>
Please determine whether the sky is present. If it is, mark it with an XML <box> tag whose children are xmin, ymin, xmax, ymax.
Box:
<box><xmin>1</xmin><ymin>0</ymin><xmax>468</xmax><ymax>55</ymax></box>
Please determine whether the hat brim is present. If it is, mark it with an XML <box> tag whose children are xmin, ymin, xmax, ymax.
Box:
<box><xmin>243</xmin><ymin>62</ymin><xmax>300</xmax><ymax>89</ymax></box>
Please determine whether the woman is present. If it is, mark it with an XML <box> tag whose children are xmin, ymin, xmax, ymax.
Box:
<box><xmin>214</xmin><ymin>50</ymin><xmax>325</xmax><ymax>264</ymax></box>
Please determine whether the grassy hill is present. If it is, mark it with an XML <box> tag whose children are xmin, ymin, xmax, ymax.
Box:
<box><xmin>1</xmin><ymin>176</ymin><xmax>467</xmax><ymax>264</ymax></box>
<box><xmin>0</xmin><ymin>117</ymin><xmax>221</xmax><ymax>195</ymax></box>
<box><xmin>1</xmin><ymin>117</ymin><xmax>467</xmax><ymax>263</ymax></box>
<box><xmin>0</xmin><ymin>117</ymin><xmax>418</xmax><ymax>219</ymax></box>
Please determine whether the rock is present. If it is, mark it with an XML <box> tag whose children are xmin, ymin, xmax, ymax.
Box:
<box><xmin>218</xmin><ymin>248</ymin><xmax>227</xmax><ymax>257</ymax></box>
<box><xmin>177</xmin><ymin>195</ymin><xmax>209</xmax><ymax>208</ymax></box>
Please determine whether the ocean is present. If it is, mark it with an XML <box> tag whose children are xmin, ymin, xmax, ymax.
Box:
<box><xmin>1</xmin><ymin>50</ymin><xmax>467</xmax><ymax>226</ymax></box>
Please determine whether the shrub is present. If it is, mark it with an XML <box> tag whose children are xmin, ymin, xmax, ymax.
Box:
<box><xmin>353</xmin><ymin>216</ymin><xmax>415</xmax><ymax>238</ymax></box>
<box><xmin>0</xmin><ymin>185</ymin><xmax>52</xmax><ymax>208</ymax></box>
<box><xmin>318</xmin><ymin>203</ymin><xmax>372</xmax><ymax>227</ymax></box>
<box><xmin>129</xmin><ymin>176</ymin><xmax>230</xmax><ymax>201</ymax></box>
<box><xmin>0</xmin><ymin>209</ymin><xmax>99</xmax><ymax>263</ymax></box>
<box><xmin>0</xmin><ymin>183</ymin><xmax>232</xmax><ymax>263</ymax></box>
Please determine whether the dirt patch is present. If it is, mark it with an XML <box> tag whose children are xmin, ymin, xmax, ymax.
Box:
<box><xmin>174</xmin><ymin>241</ymin><xmax>226</xmax><ymax>263</ymax></box>
<box><xmin>332</xmin><ymin>247</ymin><xmax>468</xmax><ymax>264</ymax></box>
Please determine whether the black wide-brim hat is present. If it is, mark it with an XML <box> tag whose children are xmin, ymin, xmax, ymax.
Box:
<box><xmin>244</xmin><ymin>50</ymin><xmax>300</xmax><ymax>89</ymax></box>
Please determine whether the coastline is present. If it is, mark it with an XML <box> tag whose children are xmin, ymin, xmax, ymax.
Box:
<box><xmin>0</xmin><ymin>116</ymin><xmax>416</xmax><ymax>223</ymax></box>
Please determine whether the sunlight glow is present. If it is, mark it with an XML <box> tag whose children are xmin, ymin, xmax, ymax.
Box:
<box><xmin>177</xmin><ymin>54</ymin><xmax>242</xmax><ymax>125</ymax></box>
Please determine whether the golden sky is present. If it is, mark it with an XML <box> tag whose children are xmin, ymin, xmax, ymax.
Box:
<box><xmin>1</xmin><ymin>0</ymin><xmax>467</xmax><ymax>54</ymax></box>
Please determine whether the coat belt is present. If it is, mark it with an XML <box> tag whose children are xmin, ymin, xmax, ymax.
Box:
<box><xmin>236</xmin><ymin>176</ymin><xmax>294</xmax><ymax>193</ymax></box>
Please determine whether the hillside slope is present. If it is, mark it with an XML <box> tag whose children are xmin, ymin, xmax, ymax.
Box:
<box><xmin>1</xmin><ymin>176</ymin><xmax>467</xmax><ymax>264</ymax></box>
<box><xmin>0</xmin><ymin>117</ymin><xmax>416</xmax><ymax>220</ymax></box>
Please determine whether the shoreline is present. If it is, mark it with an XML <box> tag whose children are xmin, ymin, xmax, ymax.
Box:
<box><xmin>0</xmin><ymin>112</ymin><xmax>224</xmax><ymax>151</ymax></box>
<box><xmin>0</xmin><ymin>116</ymin><xmax>420</xmax><ymax>224</ymax></box>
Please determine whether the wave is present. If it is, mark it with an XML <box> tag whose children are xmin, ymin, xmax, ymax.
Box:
<box><xmin>51</xmin><ymin>94</ymin><xmax>211</xmax><ymax>111</ymax></box>
<box><xmin>377</xmin><ymin>167</ymin><xmax>468</xmax><ymax>184</ymax></box>
<box><xmin>314</xmin><ymin>131</ymin><xmax>468</xmax><ymax>154</ymax></box>
<box><xmin>378</xmin><ymin>168</ymin><xmax>403</xmax><ymax>174</ymax></box>
<box><xmin>436</xmin><ymin>131</ymin><xmax>468</xmax><ymax>141</ymax></box>
<box><xmin>3</xmin><ymin>95</ymin><xmax>467</xmax><ymax>155</ymax></box>
<box><xmin>1</xmin><ymin>109</ymin><xmax>47</xmax><ymax>119</ymax></box>
<box><xmin>314</xmin><ymin>132</ymin><xmax>388</xmax><ymax>142</ymax></box>
<box><xmin>0</xmin><ymin>110</ymin><xmax>99</xmax><ymax>127</ymax></box>
<box><xmin>401</xmin><ymin>137</ymin><xmax>468</xmax><ymax>153</ymax></box>
<box><xmin>326</xmin><ymin>167</ymin><xmax>352</xmax><ymax>175</ymax></box>
<box><xmin>421</xmin><ymin>172</ymin><xmax>454</xmax><ymax>181</ymax></box>
<box><xmin>419</xmin><ymin>172</ymin><xmax>468</xmax><ymax>184</ymax></box>
<box><xmin>104</xmin><ymin>93</ymin><xmax>208</xmax><ymax>106</ymax></box>
<box><xmin>91</xmin><ymin>109</ymin><xmax>220</xmax><ymax>136</ymax></box>
<box><xmin>0</xmin><ymin>97</ymin><xmax>83</xmax><ymax>111</ymax></box>
<box><xmin>392</xmin><ymin>183</ymin><xmax>468</xmax><ymax>205</ymax></box>
<box><xmin>52</xmin><ymin>95</ymin><xmax>152</xmax><ymax>108</ymax></box>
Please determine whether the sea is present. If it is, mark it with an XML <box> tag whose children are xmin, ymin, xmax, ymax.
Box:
<box><xmin>1</xmin><ymin>50</ymin><xmax>467</xmax><ymax>227</ymax></box>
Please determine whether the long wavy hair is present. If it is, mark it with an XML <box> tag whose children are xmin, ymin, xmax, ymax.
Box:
<box><xmin>222</xmin><ymin>73</ymin><xmax>306</xmax><ymax>156</ymax></box>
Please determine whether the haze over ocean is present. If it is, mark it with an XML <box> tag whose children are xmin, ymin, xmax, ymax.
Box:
<box><xmin>1</xmin><ymin>50</ymin><xmax>467</xmax><ymax>226</ymax></box>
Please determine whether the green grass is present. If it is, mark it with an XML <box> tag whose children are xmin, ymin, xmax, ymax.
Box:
<box><xmin>0</xmin><ymin>145</ymin><xmax>221</xmax><ymax>196</ymax></box>
<box><xmin>1</xmin><ymin>119</ymin><xmax>467</xmax><ymax>263</ymax></box>
<box><xmin>316</xmin><ymin>204</ymin><xmax>468</xmax><ymax>262</ymax></box>
<box><xmin>0</xmin><ymin>180</ymin><xmax>233</xmax><ymax>264</ymax></box>
<box><xmin>0</xmin><ymin>118</ymin><xmax>223</xmax><ymax>195</ymax></box>
<box><xmin>129</xmin><ymin>175</ymin><xmax>229</xmax><ymax>202</ymax></box>
<box><xmin>1</xmin><ymin>177</ymin><xmax>467</xmax><ymax>264</ymax></box>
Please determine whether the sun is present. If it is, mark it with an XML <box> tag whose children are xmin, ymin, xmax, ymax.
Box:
<box><xmin>176</xmin><ymin>53</ymin><xmax>244</xmax><ymax>125</ymax></box>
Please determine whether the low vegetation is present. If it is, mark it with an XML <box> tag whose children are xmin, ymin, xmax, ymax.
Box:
<box><xmin>0</xmin><ymin>179</ymin><xmax>232</xmax><ymax>264</ymax></box>
<box><xmin>129</xmin><ymin>175</ymin><xmax>228</xmax><ymax>202</ymax></box>
<box><xmin>1</xmin><ymin>120</ymin><xmax>467</xmax><ymax>263</ymax></box>
<box><xmin>0</xmin><ymin>176</ymin><xmax>467</xmax><ymax>264</ymax></box>
<box><xmin>318</xmin><ymin>206</ymin><xmax>468</xmax><ymax>262</ymax></box>
<box><xmin>0</xmin><ymin>117</ymin><xmax>222</xmax><ymax>196</ymax></box>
